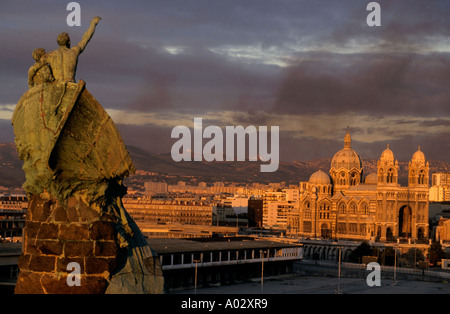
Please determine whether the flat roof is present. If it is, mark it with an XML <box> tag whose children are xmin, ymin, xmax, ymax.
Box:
<box><xmin>147</xmin><ymin>237</ymin><xmax>301</xmax><ymax>254</ymax></box>
<box><xmin>0</xmin><ymin>242</ymin><xmax>22</xmax><ymax>256</ymax></box>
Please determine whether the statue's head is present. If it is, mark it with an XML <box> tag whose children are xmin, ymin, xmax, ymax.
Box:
<box><xmin>57</xmin><ymin>32</ymin><xmax>71</xmax><ymax>48</ymax></box>
<box><xmin>32</xmin><ymin>48</ymin><xmax>46</xmax><ymax>61</ymax></box>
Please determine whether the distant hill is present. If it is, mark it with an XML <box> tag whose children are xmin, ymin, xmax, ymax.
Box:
<box><xmin>0</xmin><ymin>143</ymin><xmax>449</xmax><ymax>188</ymax></box>
<box><xmin>125</xmin><ymin>146</ymin><xmax>450</xmax><ymax>185</ymax></box>
<box><xmin>0</xmin><ymin>143</ymin><xmax>25</xmax><ymax>188</ymax></box>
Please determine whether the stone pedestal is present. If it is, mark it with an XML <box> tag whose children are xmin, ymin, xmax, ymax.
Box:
<box><xmin>15</xmin><ymin>193</ymin><xmax>121</xmax><ymax>294</ymax></box>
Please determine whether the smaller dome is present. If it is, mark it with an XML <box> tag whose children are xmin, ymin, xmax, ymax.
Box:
<box><xmin>309</xmin><ymin>170</ymin><xmax>331</xmax><ymax>185</ymax></box>
<box><xmin>365</xmin><ymin>173</ymin><xmax>377</xmax><ymax>184</ymax></box>
<box><xmin>380</xmin><ymin>144</ymin><xmax>394</xmax><ymax>163</ymax></box>
<box><xmin>412</xmin><ymin>146</ymin><xmax>425</xmax><ymax>162</ymax></box>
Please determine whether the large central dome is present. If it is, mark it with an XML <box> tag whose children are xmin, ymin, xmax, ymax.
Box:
<box><xmin>330</xmin><ymin>130</ymin><xmax>363</xmax><ymax>171</ymax></box>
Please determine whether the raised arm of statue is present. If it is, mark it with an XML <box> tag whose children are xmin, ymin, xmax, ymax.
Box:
<box><xmin>75</xmin><ymin>16</ymin><xmax>102</xmax><ymax>54</ymax></box>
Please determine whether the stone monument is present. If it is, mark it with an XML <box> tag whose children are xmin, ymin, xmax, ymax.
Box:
<box><xmin>12</xmin><ymin>17</ymin><xmax>165</xmax><ymax>294</ymax></box>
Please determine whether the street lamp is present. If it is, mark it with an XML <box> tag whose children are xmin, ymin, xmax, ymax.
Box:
<box><xmin>260</xmin><ymin>249</ymin><xmax>266</xmax><ymax>293</ymax></box>
<box><xmin>194</xmin><ymin>259</ymin><xmax>200</xmax><ymax>294</ymax></box>
<box><xmin>413</xmin><ymin>239</ymin><xmax>417</xmax><ymax>269</ymax></box>
<box><xmin>336</xmin><ymin>246</ymin><xmax>343</xmax><ymax>294</ymax></box>
<box><xmin>392</xmin><ymin>246</ymin><xmax>398</xmax><ymax>286</ymax></box>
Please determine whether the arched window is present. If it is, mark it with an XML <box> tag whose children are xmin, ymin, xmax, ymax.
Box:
<box><xmin>338</xmin><ymin>202</ymin><xmax>346</xmax><ymax>215</ymax></box>
<box><xmin>349</xmin><ymin>202</ymin><xmax>357</xmax><ymax>214</ymax></box>
<box><xmin>339</xmin><ymin>172</ymin><xmax>346</xmax><ymax>185</ymax></box>
<box><xmin>387</xmin><ymin>168</ymin><xmax>395</xmax><ymax>183</ymax></box>
<box><xmin>350</xmin><ymin>172</ymin><xmax>358</xmax><ymax>185</ymax></box>
<box><xmin>419</xmin><ymin>170</ymin><xmax>426</xmax><ymax>185</ymax></box>
<box><xmin>304</xmin><ymin>201</ymin><xmax>311</xmax><ymax>219</ymax></box>
<box><xmin>360</xmin><ymin>203</ymin><xmax>369</xmax><ymax>215</ymax></box>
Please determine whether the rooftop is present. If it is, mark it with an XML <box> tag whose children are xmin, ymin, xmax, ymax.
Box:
<box><xmin>148</xmin><ymin>237</ymin><xmax>301</xmax><ymax>254</ymax></box>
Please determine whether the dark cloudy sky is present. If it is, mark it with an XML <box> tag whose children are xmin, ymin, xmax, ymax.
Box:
<box><xmin>0</xmin><ymin>0</ymin><xmax>449</xmax><ymax>163</ymax></box>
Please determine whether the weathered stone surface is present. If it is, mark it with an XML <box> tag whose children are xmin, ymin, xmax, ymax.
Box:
<box><xmin>40</xmin><ymin>273</ymin><xmax>107</xmax><ymax>294</ymax></box>
<box><xmin>90</xmin><ymin>221</ymin><xmax>116</xmax><ymax>241</ymax></box>
<box><xmin>85</xmin><ymin>257</ymin><xmax>117</xmax><ymax>275</ymax></box>
<box><xmin>29</xmin><ymin>197</ymin><xmax>51</xmax><ymax>222</ymax></box>
<box><xmin>37</xmin><ymin>223</ymin><xmax>59</xmax><ymax>240</ymax></box>
<box><xmin>53</xmin><ymin>206</ymin><xmax>68</xmax><ymax>222</ymax></box>
<box><xmin>17</xmin><ymin>254</ymin><xmax>31</xmax><ymax>271</ymax></box>
<box><xmin>23</xmin><ymin>221</ymin><xmax>41</xmax><ymax>239</ymax></box>
<box><xmin>15</xmin><ymin>271</ymin><xmax>46</xmax><ymax>294</ymax></box>
<box><xmin>59</xmin><ymin>223</ymin><xmax>90</xmax><ymax>241</ymax></box>
<box><xmin>65</xmin><ymin>205</ymin><xmax>79</xmax><ymax>222</ymax></box>
<box><xmin>64</xmin><ymin>241</ymin><xmax>94</xmax><ymax>258</ymax></box>
<box><xmin>37</xmin><ymin>240</ymin><xmax>64</xmax><ymax>255</ymax></box>
<box><xmin>14</xmin><ymin>194</ymin><xmax>121</xmax><ymax>294</ymax></box>
<box><xmin>24</xmin><ymin>238</ymin><xmax>39</xmax><ymax>255</ymax></box>
<box><xmin>94</xmin><ymin>241</ymin><xmax>118</xmax><ymax>257</ymax></box>
<box><xmin>28</xmin><ymin>255</ymin><xmax>56</xmax><ymax>272</ymax></box>
<box><xmin>56</xmin><ymin>256</ymin><xmax>84</xmax><ymax>273</ymax></box>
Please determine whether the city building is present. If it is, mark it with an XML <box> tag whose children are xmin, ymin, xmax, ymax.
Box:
<box><xmin>435</xmin><ymin>217</ymin><xmax>450</xmax><ymax>244</ymax></box>
<box><xmin>144</xmin><ymin>181</ymin><xmax>168</xmax><ymax>196</ymax></box>
<box><xmin>0</xmin><ymin>195</ymin><xmax>27</xmax><ymax>241</ymax></box>
<box><xmin>137</xmin><ymin>222</ymin><xmax>238</xmax><ymax>238</ymax></box>
<box><xmin>248</xmin><ymin>197</ymin><xmax>263</xmax><ymax>227</ymax></box>
<box><xmin>144</xmin><ymin>180</ymin><xmax>270</xmax><ymax>198</ymax></box>
<box><xmin>0</xmin><ymin>242</ymin><xmax>21</xmax><ymax>294</ymax></box>
<box><xmin>282</xmin><ymin>131</ymin><xmax>429</xmax><ymax>243</ymax></box>
<box><xmin>213</xmin><ymin>208</ymin><xmax>248</xmax><ymax>228</ymax></box>
<box><xmin>148</xmin><ymin>236</ymin><xmax>302</xmax><ymax>291</ymax></box>
<box><xmin>122</xmin><ymin>197</ymin><xmax>213</xmax><ymax>226</ymax></box>
<box><xmin>429</xmin><ymin>172</ymin><xmax>450</xmax><ymax>202</ymax></box>
<box><xmin>262</xmin><ymin>189</ymin><xmax>299</xmax><ymax>230</ymax></box>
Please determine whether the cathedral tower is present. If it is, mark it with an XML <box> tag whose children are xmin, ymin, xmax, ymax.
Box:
<box><xmin>408</xmin><ymin>146</ymin><xmax>430</xmax><ymax>188</ymax></box>
<box><xmin>377</xmin><ymin>145</ymin><xmax>399</xmax><ymax>186</ymax></box>
<box><xmin>329</xmin><ymin>130</ymin><xmax>363</xmax><ymax>193</ymax></box>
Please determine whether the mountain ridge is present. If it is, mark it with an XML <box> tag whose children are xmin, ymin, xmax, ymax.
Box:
<box><xmin>0</xmin><ymin>142</ymin><xmax>449</xmax><ymax>188</ymax></box>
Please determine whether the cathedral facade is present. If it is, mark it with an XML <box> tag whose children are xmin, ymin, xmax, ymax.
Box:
<box><xmin>293</xmin><ymin>131</ymin><xmax>429</xmax><ymax>243</ymax></box>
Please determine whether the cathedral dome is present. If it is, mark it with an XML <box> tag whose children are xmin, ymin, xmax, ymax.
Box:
<box><xmin>365</xmin><ymin>173</ymin><xmax>377</xmax><ymax>184</ymax></box>
<box><xmin>380</xmin><ymin>145</ymin><xmax>394</xmax><ymax>163</ymax></box>
<box><xmin>309</xmin><ymin>170</ymin><xmax>331</xmax><ymax>185</ymax></box>
<box><xmin>330</xmin><ymin>130</ymin><xmax>362</xmax><ymax>171</ymax></box>
<box><xmin>412</xmin><ymin>146</ymin><xmax>425</xmax><ymax>163</ymax></box>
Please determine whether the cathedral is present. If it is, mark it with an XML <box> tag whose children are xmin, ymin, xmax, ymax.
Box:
<box><xmin>294</xmin><ymin>130</ymin><xmax>429</xmax><ymax>243</ymax></box>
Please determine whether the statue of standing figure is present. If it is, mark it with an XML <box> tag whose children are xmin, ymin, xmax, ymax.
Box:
<box><xmin>13</xmin><ymin>17</ymin><xmax>164</xmax><ymax>294</ymax></box>
<box><xmin>29</xmin><ymin>16</ymin><xmax>101</xmax><ymax>86</ymax></box>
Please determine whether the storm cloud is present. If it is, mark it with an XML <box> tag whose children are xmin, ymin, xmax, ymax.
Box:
<box><xmin>0</xmin><ymin>0</ymin><xmax>449</xmax><ymax>163</ymax></box>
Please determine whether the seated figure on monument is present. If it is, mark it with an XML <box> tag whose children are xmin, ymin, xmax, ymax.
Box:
<box><xmin>28</xmin><ymin>48</ymin><xmax>54</xmax><ymax>88</ymax></box>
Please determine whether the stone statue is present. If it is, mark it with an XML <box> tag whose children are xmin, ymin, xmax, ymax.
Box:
<box><xmin>28</xmin><ymin>48</ymin><xmax>54</xmax><ymax>88</ymax></box>
<box><xmin>12</xmin><ymin>17</ymin><xmax>165</xmax><ymax>294</ymax></box>
<box><xmin>28</xmin><ymin>16</ymin><xmax>102</xmax><ymax>85</ymax></box>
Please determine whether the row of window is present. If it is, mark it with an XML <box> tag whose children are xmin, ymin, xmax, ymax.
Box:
<box><xmin>161</xmin><ymin>248</ymin><xmax>299</xmax><ymax>266</ymax></box>
<box><xmin>301</xmin><ymin>221</ymin><xmax>368</xmax><ymax>235</ymax></box>
<box><xmin>303</xmin><ymin>202</ymin><xmax>369</xmax><ymax>215</ymax></box>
